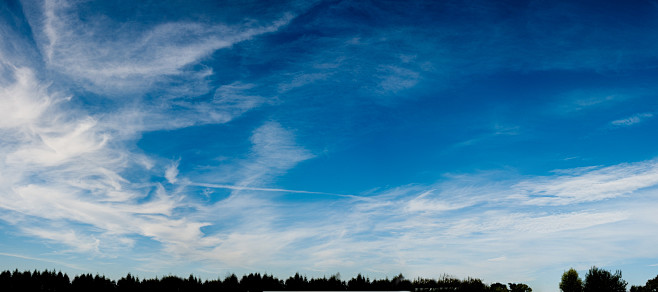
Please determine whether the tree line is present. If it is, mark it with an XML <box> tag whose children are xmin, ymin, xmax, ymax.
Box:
<box><xmin>559</xmin><ymin>266</ymin><xmax>658</xmax><ymax>292</ymax></box>
<box><xmin>0</xmin><ymin>269</ymin><xmax>533</xmax><ymax>292</ymax></box>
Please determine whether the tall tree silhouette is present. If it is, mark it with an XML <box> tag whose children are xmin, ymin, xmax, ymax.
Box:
<box><xmin>583</xmin><ymin>266</ymin><xmax>626</xmax><ymax>292</ymax></box>
<box><xmin>560</xmin><ymin>268</ymin><xmax>583</xmax><ymax>292</ymax></box>
<box><xmin>117</xmin><ymin>273</ymin><xmax>139</xmax><ymax>292</ymax></box>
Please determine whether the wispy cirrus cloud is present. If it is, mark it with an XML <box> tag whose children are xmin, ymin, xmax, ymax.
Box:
<box><xmin>551</xmin><ymin>90</ymin><xmax>631</xmax><ymax>115</ymax></box>
<box><xmin>224</xmin><ymin>162</ymin><xmax>655</xmax><ymax>282</ymax></box>
<box><xmin>184</xmin><ymin>120</ymin><xmax>316</xmax><ymax>198</ymax></box>
<box><xmin>610</xmin><ymin>112</ymin><xmax>654</xmax><ymax>127</ymax></box>
<box><xmin>185</xmin><ymin>174</ymin><xmax>645</xmax><ymax>283</ymax></box>
<box><xmin>3</xmin><ymin>1</ymin><xmax>658</xmax><ymax>290</ymax></box>
<box><xmin>29</xmin><ymin>0</ymin><xmax>294</xmax><ymax>95</ymax></box>
<box><xmin>3</xmin><ymin>54</ymin><xmax>658</xmax><ymax>284</ymax></box>
<box><xmin>376</xmin><ymin>65</ymin><xmax>420</xmax><ymax>94</ymax></box>
<box><xmin>0</xmin><ymin>64</ymin><xmax>317</xmax><ymax>268</ymax></box>
<box><xmin>513</xmin><ymin>160</ymin><xmax>658</xmax><ymax>205</ymax></box>
<box><xmin>0</xmin><ymin>0</ymin><xmax>306</xmax><ymax>268</ymax></box>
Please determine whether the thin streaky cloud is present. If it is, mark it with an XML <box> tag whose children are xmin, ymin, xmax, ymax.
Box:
<box><xmin>513</xmin><ymin>159</ymin><xmax>658</xmax><ymax>205</ymax></box>
<box><xmin>0</xmin><ymin>252</ymin><xmax>86</xmax><ymax>271</ymax></box>
<box><xmin>610</xmin><ymin>112</ymin><xmax>654</xmax><ymax>127</ymax></box>
<box><xmin>32</xmin><ymin>0</ymin><xmax>295</xmax><ymax>95</ymax></box>
<box><xmin>188</xmin><ymin>182</ymin><xmax>346</xmax><ymax>196</ymax></box>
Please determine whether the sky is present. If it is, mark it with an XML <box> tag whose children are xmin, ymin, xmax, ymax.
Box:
<box><xmin>1</xmin><ymin>0</ymin><xmax>658</xmax><ymax>291</ymax></box>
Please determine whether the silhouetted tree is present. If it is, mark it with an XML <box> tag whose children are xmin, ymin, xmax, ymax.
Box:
<box><xmin>508</xmin><ymin>283</ymin><xmax>532</xmax><ymax>292</ymax></box>
<box><xmin>560</xmin><ymin>268</ymin><xmax>583</xmax><ymax>292</ymax></box>
<box><xmin>201</xmin><ymin>278</ymin><xmax>222</xmax><ymax>292</ymax></box>
<box><xmin>583</xmin><ymin>266</ymin><xmax>626</xmax><ymax>292</ymax></box>
<box><xmin>491</xmin><ymin>282</ymin><xmax>509</xmax><ymax>292</ymax></box>
<box><xmin>54</xmin><ymin>271</ymin><xmax>71</xmax><ymax>291</ymax></box>
<box><xmin>392</xmin><ymin>274</ymin><xmax>412</xmax><ymax>291</ymax></box>
<box><xmin>631</xmin><ymin>274</ymin><xmax>658</xmax><ymax>292</ymax></box>
<box><xmin>117</xmin><ymin>273</ymin><xmax>139</xmax><ymax>292</ymax></box>
<box><xmin>0</xmin><ymin>270</ymin><xmax>11</xmax><ymax>291</ymax></box>
<box><xmin>239</xmin><ymin>273</ymin><xmax>283</xmax><ymax>291</ymax></box>
<box><xmin>437</xmin><ymin>274</ymin><xmax>463</xmax><ymax>290</ymax></box>
<box><xmin>161</xmin><ymin>275</ymin><xmax>184</xmax><ymax>292</ymax></box>
<box><xmin>348</xmin><ymin>274</ymin><xmax>371</xmax><ymax>290</ymax></box>
<box><xmin>71</xmin><ymin>273</ymin><xmax>115</xmax><ymax>292</ymax></box>
<box><xmin>646</xmin><ymin>275</ymin><xmax>658</xmax><ymax>292</ymax></box>
<box><xmin>459</xmin><ymin>277</ymin><xmax>487</xmax><ymax>292</ymax></box>
<box><xmin>370</xmin><ymin>277</ymin><xmax>394</xmax><ymax>290</ymax></box>
<box><xmin>285</xmin><ymin>273</ymin><xmax>309</xmax><ymax>290</ymax></box>
<box><xmin>223</xmin><ymin>273</ymin><xmax>243</xmax><ymax>292</ymax></box>
<box><xmin>307</xmin><ymin>274</ymin><xmax>346</xmax><ymax>291</ymax></box>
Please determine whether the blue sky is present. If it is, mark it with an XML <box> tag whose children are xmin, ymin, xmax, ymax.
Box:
<box><xmin>1</xmin><ymin>0</ymin><xmax>658</xmax><ymax>291</ymax></box>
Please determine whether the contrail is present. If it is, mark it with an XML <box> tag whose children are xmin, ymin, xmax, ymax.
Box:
<box><xmin>188</xmin><ymin>182</ymin><xmax>347</xmax><ymax>196</ymax></box>
<box><xmin>0</xmin><ymin>252</ymin><xmax>86</xmax><ymax>271</ymax></box>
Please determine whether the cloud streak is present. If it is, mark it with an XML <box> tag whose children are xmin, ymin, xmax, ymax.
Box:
<box><xmin>188</xmin><ymin>182</ymin><xmax>342</xmax><ymax>196</ymax></box>
<box><xmin>610</xmin><ymin>112</ymin><xmax>654</xmax><ymax>127</ymax></box>
<box><xmin>32</xmin><ymin>0</ymin><xmax>294</xmax><ymax>95</ymax></box>
<box><xmin>513</xmin><ymin>160</ymin><xmax>658</xmax><ymax>205</ymax></box>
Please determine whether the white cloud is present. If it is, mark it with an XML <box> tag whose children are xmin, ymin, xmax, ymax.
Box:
<box><xmin>305</xmin><ymin>171</ymin><xmax>651</xmax><ymax>281</ymax></box>
<box><xmin>0</xmin><ymin>62</ymin><xmax>205</xmax><ymax>258</ymax></box>
<box><xmin>0</xmin><ymin>66</ymin><xmax>53</xmax><ymax>129</ymax></box>
<box><xmin>2</xmin><ymin>59</ymin><xmax>656</xmax><ymax>282</ymax></box>
<box><xmin>94</xmin><ymin>81</ymin><xmax>268</xmax><ymax>136</ymax></box>
<box><xmin>237</xmin><ymin>121</ymin><xmax>315</xmax><ymax>187</ymax></box>
<box><xmin>278</xmin><ymin>73</ymin><xmax>329</xmax><ymax>92</ymax></box>
<box><xmin>22</xmin><ymin>227</ymin><xmax>101</xmax><ymax>254</ymax></box>
<box><xmin>165</xmin><ymin>160</ymin><xmax>180</xmax><ymax>184</ymax></box>
<box><xmin>2</xmin><ymin>2</ymin><xmax>658</xmax><ymax>288</ymax></box>
<box><xmin>610</xmin><ymin>112</ymin><xmax>654</xmax><ymax>127</ymax></box>
<box><xmin>405</xmin><ymin>190</ymin><xmax>476</xmax><ymax>213</ymax></box>
<box><xmin>377</xmin><ymin>65</ymin><xmax>420</xmax><ymax>93</ymax></box>
<box><xmin>188</xmin><ymin>182</ymin><xmax>339</xmax><ymax>195</ymax></box>
<box><xmin>553</xmin><ymin>90</ymin><xmax>630</xmax><ymax>114</ymax></box>
<box><xmin>453</xmin><ymin>122</ymin><xmax>521</xmax><ymax>148</ymax></box>
<box><xmin>207</xmin><ymin>162</ymin><xmax>654</xmax><ymax>282</ymax></box>
<box><xmin>7</xmin><ymin>117</ymin><xmax>108</xmax><ymax>167</ymax></box>
<box><xmin>33</xmin><ymin>0</ymin><xmax>294</xmax><ymax>95</ymax></box>
<box><xmin>0</xmin><ymin>252</ymin><xmax>87</xmax><ymax>271</ymax></box>
<box><xmin>0</xmin><ymin>56</ymin><xmax>317</xmax><ymax>269</ymax></box>
<box><xmin>513</xmin><ymin>160</ymin><xmax>658</xmax><ymax>205</ymax></box>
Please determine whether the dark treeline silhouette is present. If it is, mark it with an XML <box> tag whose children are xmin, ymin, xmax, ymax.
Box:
<box><xmin>630</xmin><ymin>274</ymin><xmax>658</xmax><ymax>292</ymax></box>
<box><xmin>559</xmin><ymin>266</ymin><xmax>658</xmax><ymax>292</ymax></box>
<box><xmin>0</xmin><ymin>269</ymin><xmax>535</xmax><ymax>292</ymax></box>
